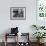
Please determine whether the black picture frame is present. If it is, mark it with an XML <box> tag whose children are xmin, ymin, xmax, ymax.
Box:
<box><xmin>10</xmin><ymin>7</ymin><xmax>26</xmax><ymax>20</ymax></box>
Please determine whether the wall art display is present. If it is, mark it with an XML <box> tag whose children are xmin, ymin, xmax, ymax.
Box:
<box><xmin>10</xmin><ymin>7</ymin><xmax>26</xmax><ymax>20</ymax></box>
<box><xmin>37</xmin><ymin>0</ymin><xmax>46</xmax><ymax>18</ymax></box>
<box><xmin>36</xmin><ymin>0</ymin><xmax>46</xmax><ymax>26</ymax></box>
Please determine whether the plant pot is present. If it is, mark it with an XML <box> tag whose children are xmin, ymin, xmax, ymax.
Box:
<box><xmin>40</xmin><ymin>38</ymin><xmax>45</xmax><ymax>43</ymax></box>
<box><xmin>37</xmin><ymin>39</ymin><xmax>45</xmax><ymax>44</ymax></box>
<box><xmin>37</xmin><ymin>39</ymin><xmax>40</xmax><ymax>43</ymax></box>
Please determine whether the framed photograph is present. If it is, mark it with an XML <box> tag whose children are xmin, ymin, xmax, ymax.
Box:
<box><xmin>10</xmin><ymin>7</ymin><xmax>26</xmax><ymax>20</ymax></box>
<box><xmin>36</xmin><ymin>0</ymin><xmax>46</xmax><ymax>26</ymax></box>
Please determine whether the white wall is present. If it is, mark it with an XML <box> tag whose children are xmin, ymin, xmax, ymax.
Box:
<box><xmin>0</xmin><ymin>0</ymin><xmax>37</xmax><ymax>42</ymax></box>
<box><xmin>0</xmin><ymin>0</ymin><xmax>37</xmax><ymax>35</ymax></box>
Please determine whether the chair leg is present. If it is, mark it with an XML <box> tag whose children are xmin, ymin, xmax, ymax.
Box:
<box><xmin>4</xmin><ymin>41</ymin><xmax>7</xmax><ymax>46</ymax></box>
<box><xmin>4</xmin><ymin>33</ymin><xmax>7</xmax><ymax>46</ymax></box>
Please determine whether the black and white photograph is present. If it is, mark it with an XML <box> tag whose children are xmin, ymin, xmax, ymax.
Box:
<box><xmin>10</xmin><ymin>7</ymin><xmax>26</xmax><ymax>20</ymax></box>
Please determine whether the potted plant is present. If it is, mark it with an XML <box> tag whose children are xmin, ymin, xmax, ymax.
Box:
<box><xmin>33</xmin><ymin>32</ymin><xmax>46</xmax><ymax>43</ymax></box>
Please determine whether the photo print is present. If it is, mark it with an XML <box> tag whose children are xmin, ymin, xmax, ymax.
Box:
<box><xmin>10</xmin><ymin>7</ymin><xmax>26</xmax><ymax>20</ymax></box>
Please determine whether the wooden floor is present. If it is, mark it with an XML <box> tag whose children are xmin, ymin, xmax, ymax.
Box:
<box><xmin>0</xmin><ymin>42</ymin><xmax>46</xmax><ymax>46</ymax></box>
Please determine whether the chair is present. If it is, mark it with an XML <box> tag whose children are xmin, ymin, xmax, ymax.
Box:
<box><xmin>18</xmin><ymin>33</ymin><xmax>30</xmax><ymax>46</ymax></box>
<box><xmin>4</xmin><ymin>33</ymin><xmax>18</xmax><ymax>46</ymax></box>
<box><xmin>4</xmin><ymin>27</ymin><xmax>19</xmax><ymax>46</ymax></box>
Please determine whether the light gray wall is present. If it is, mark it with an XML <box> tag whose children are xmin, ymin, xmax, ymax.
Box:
<box><xmin>0</xmin><ymin>0</ymin><xmax>36</xmax><ymax>34</ymax></box>
<box><xmin>0</xmin><ymin>0</ymin><xmax>37</xmax><ymax>42</ymax></box>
